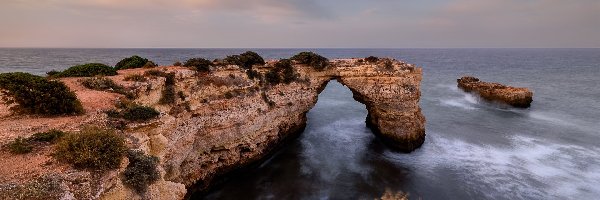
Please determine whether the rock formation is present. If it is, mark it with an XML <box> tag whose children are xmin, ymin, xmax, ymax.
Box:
<box><xmin>0</xmin><ymin>58</ymin><xmax>424</xmax><ymax>199</ymax></box>
<box><xmin>457</xmin><ymin>76</ymin><xmax>533</xmax><ymax>108</ymax></box>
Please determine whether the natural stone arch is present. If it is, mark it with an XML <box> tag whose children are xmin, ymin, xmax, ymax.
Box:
<box><xmin>312</xmin><ymin>61</ymin><xmax>425</xmax><ymax>152</ymax></box>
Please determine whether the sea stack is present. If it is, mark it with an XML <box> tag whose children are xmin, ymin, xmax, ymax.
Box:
<box><xmin>457</xmin><ymin>76</ymin><xmax>533</xmax><ymax>108</ymax></box>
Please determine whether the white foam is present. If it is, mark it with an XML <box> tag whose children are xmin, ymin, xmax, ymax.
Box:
<box><xmin>388</xmin><ymin>133</ymin><xmax>600</xmax><ymax>199</ymax></box>
<box><xmin>439</xmin><ymin>95</ymin><xmax>479</xmax><ymax>110</ymax></box>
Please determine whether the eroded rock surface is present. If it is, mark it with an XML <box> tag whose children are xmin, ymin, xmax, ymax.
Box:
<box><xmin>457</xmin><ymin>76</ymin><xmax>533</xmax><ymax>108</ymax></box>
<box><xmin>0</xmin><ymin>58</ymin><xmax>424</xmax><ymax>199</ymax></box>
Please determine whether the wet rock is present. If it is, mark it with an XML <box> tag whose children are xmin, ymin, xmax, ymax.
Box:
<box><xmin>457</xmin><ymin>76</ymin><xmax>533</xmax><ymax>108</ymax></box>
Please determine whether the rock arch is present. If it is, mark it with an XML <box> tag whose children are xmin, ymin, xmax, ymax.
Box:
<box><xmin>131</xmin><ymin>58</ymin><xmax>426</xmax><ymax>196</ymax></box>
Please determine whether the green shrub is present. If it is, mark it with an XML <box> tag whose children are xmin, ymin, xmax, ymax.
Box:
<box><xmin>274</xmin><ymin>59</ymin><xmax>297</xmax><ymax>84</ymax></box>
<box><xmin>81</xmin><ymin>76</ymin><xmax>135</xmax><ymax>99</ymax></box>
<box><xmin>265</xmin><ymin>70</ymin><xmax>280</xmax><ymax>85</ymax></box>
<box><xmin>4</xmin><ymin>130</ymin><xmax>65</xmax><ymax>154</ymax></box>
<box><xmin>123</xmin><ymin>74</ymin><xmax>147</xmax><ymax>82</ymax></box>
<box><xmin>122</xmin><ymin>150</ymin><xmax>160</xmax><ymax>193</ymax></box>
<box><xmin>6</xmin><ymin>137</ymin><xmax>32</xmax><ymax>154</ymax></box>
<box><xmin>365</xmin><ymin>56</ymin><xmax>379</xmax><ymax>63</ymax></box>
<box><xmin>81</xmin><ymin>76</ymin><xmax>123</xmax><ymax>91</ymax></box>
<box><xmin>50</xmin><ymin>63</ymin><xmax>117</xmax><ymax>78</ymax></box>
<box><xmin>54</xmin><ymin>127</ymin><xmax>127</xmax><ymax>170</ymax></box>
<box><xmin>0</xmin><ymin>72</ymin><xmax>84</xmax><ymax>115</ymax></box>
<box><xmin>223</xmin><ymin>51</ymin><xmax>265</xmax><ymax>69</ymax></box>
<box><xmin>106</xmin><ymin>104</ymin><xmax>160</xmax><ymax>122</ymax></box>
<box><xmin>30</xmin><ymin>130</ymin><xmax>65</xmax><ymax>143</ymax></box>
<box><xmin>246</xmin><ymin>69</ymin><xmax>261</xmax><ymax>80</ymax></box>
<box><xmin>290</xmin><ymin>52</ymin><xmax>329</xmax><ymax>71</ymax></box>
<box><xmin>173</xmin><ymin>61</ymin><xmax>182</xmax><ymax>66</ymax></box>
<box><xmin>159</xmin><ymin>73</ymin><xmax>176</xmax><ymax>105</ymax></box>
<box><xmin>115</xmin><ymin>55</ymin><xmax>154</xmax><ymax>70</ymax></box>
<box><xmin>183</xmin><ymin>58</ymin><xmax>212</xmax><ymax>72</ymax></box>
<box><xmin>122</xmin><ymin>105</ymin><xmax>160</xmax><ymax>121</ymax></box>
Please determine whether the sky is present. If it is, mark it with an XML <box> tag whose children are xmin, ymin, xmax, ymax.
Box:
<box><xmin>0</xmin><ymin>0</ymin><xmax>599</xmax><ymax>48</ymax></box>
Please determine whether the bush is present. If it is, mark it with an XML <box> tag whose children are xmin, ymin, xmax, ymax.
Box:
<box><xmin>223</xmin><ymin>51</ymin><xmax>265</xmax><ymax>69</ymax></box>
<box><xmin>54</xmin><ymin>127</ymin><xmax>127</xmax><ymax>170</ymax></box>
<box><xmin>81</xmin><ymin>76</ymin><xmax>123</xmax><ymax>91</ymax></box>
<box><xmin>50</xmin><ymin>63</ymin><xmax>117</xmax><ymax>78</ymax></box>
<box><xmin>265</xmin><ymin>70</ymin><xmax>281</xmax><ymax>85</ymax></box>
<box><xmin>115</xmin><ymin>55</ymin><xmax>154</xmax><ymax>70</ymax></box>
<box><xmin>123</xmin><ymin>74</ymin><xmax>147</xmax><ymax>82</ymax></box>
<box><xmin>0</xmin><ymin>72</ymin><xmax>84</xmax><ymax>115</ymax></box>
<box><xmin>290</xmin><ymin>52</ymin><xmax>329</xmax><ymax>71</ymax></box>
<box><xmin>122</xmin><ymin>105</ymin><xmax>160</xmax><ymax>121</ymax></box>
<box><xmin>246</xmin><ymin>69</ymin><xmax>261</xmax><ymax>80</ymax></box>
<box><xmin>106</xmin><ymin>104</ymin><xmax>160</xmax><ymax>122</ymax></box>
<box><xmin>365</xmin><ymin>56</ymin><xmax>379</xmax><ymax>63</ymax></box>
<box><xmin>6</xmin><ymin>137</ymin><xmax>33</xmax><ymax>154</ymax></box>
<box><xmin>173</xmin><ymin>61</ymin><xmax>182</xmax><ymax>66</ymax></box>
<box><xmin>183</xmin><ymin>58</ymin><xmax>212</xmax><ymax>72</ymax></box>
<box><xmin>143</xmin><ymin>61</ymin><xmax>158</xmax><ymax>68</ymax></box>
<box><xmin>30</xmin><ymin>130</ymin><xmax>65</xmax><ymax>143</ymax></box>
<box><xmin>122</xmin><ymin>150</ymin><xmax>160</xmax><ymax>193</ymax></box>
<box><xmin>144</xmin><ymin>69</ymin><xmax>168</xmax><ymax>77</ymax></box>
<box><xmin>81</xmin><ymin>76</ymin><xmax>135</xmax><ymax>99</ymax></box>
<box><xmin>275</xmin><ymin>59</ymin><xmax>297</xmax><ymax>84</ymax></box>
<box><xmin>4</xmin><ymin>130</ymin><xmax>65</xmax><ymax>154</ymax></box>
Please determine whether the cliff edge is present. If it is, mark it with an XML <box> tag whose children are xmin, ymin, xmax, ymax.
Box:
<box><xmin>0</xmin><ymin>57</ymin><xmax>424</xmax><ymax>199</ymax></box>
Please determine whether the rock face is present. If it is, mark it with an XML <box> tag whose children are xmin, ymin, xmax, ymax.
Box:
<box><xmin>0</xmin><ymin>58</ymin><xmax>425</xmax><ymax>199</ymax></box>
<box><xmin>457</xmin><ymin>76</ymin><xmax>533</xmax><ymax>108</ymax></box>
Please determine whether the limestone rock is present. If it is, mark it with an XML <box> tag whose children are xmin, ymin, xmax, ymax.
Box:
<box><xmin>457</xmin><ymin>76</ymin><xmax>533</xmax><ymax>108</ymax></box>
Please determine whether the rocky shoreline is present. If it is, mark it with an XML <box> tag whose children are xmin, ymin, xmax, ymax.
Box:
<box><xmin>0</xmin><ymin>57</ymin><xmax>425</xmax><ymax>199</ymax></box>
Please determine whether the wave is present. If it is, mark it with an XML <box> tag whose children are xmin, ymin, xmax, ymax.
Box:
<box><xmin>385</xmin><ymin>133</ymin><xmax>600</xmax><ymax>199</ymax></box>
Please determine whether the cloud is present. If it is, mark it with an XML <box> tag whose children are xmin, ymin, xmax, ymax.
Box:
<box><xmin>0</xmin><ymin>0</ymin><xmax>598</xmax><ymax>47</ymax></box>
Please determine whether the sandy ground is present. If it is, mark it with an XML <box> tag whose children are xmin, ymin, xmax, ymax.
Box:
<box><xmin>0</xmin><ymin>68</ymin><xmax>163</xmax><ymax>183</ymax></box>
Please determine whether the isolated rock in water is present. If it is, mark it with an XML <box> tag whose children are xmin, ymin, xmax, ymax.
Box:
<box><xmin>457</xmin><ymin>76</ymin><xmax>533</xmax><ymax>108</ymax></box>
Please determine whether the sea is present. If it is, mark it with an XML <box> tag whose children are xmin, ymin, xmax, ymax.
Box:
<box><xmin>1</xmin><ymin>48</ymin><xmax>599</xmax><ymax>200</ymax></box>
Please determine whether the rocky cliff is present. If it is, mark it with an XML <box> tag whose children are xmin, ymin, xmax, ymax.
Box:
<box><xmin>457</xmin><ymin>76</ymin><xmax>533</xmax><ymax>108</ymax></box>
<box><xmin>0</xmin><ymin>58</ymin><xmax>424</xmax><ymax>199</ymax></box>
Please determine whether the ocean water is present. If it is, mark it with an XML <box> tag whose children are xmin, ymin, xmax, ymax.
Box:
<box><xmin>1</xmin><ymin>48</ymin><xmax>599</xmax><ymax>199</ymax></box>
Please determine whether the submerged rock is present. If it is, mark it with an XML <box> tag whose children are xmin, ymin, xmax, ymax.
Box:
<box><xmin>457</xmin><ymin>76</ymin><xmax>533</xmax><ymax>108</ymax></box>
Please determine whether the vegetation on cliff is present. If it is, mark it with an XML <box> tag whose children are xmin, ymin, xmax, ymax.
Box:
<box><xmin>54</xmin><ymin>127</ymin><xmax>127</xmax><ymax>170</ymax></box>
<box><xmin>264</xmin><ymin>59</ymin><xmax>298</xmax><ymax>85</ymax></box>
<box><xmin>122</xmin><ymin>150</ymin><xmax>160</xmax><ymax>193</ymax></box>
<box><xmin>184</xmin><ymin>58</ymin><xmax>213</xmax><ymax>72</ymax></box>
<box><xmin>81</xmin><ymin>76</ymin><xmax>136</xmax><ymax>99</ymax></box>
<box><xmin>107</xmin><ymin>103</ymin><xmax>160</xmax><ymax>122</ymax></box>
<box><xmin>115</xmin><ymin>55</ymin><xmax>156</xmax><ymax>70</ymax></box>
<box><xmin>365</xmin><ymin>56</ymin><xmax>379</xmax><ymax>63</ymax></box>
<box><xmin>290</xmin><ymin>52</ymin><xmax>329</xmax><ymax>71</ymax></box>
<box><xmin>223</xmin><ymin>51</ymin><xmax>265</xmax><ymax>69</ymax></box>
<box><xmin>0</xmin><ymin>72</ymin><xmax>84</xmax><ymax>115</ymax></box>
<box><xmin>4</xmin><ymin>130</ymin><xmax>65</xmax><ymax>154</ymax></box>
<box><xmin>48</xmin><ymin>63</ymin><xmax>117</xmax><ymax>78</ymax></box>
